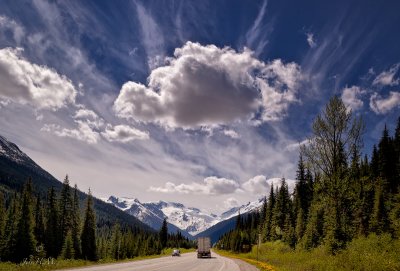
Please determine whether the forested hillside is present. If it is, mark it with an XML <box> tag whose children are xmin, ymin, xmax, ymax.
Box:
<box><xmin>217</xmin><ymin>96</ymin><xmax>400</xmax><ymax>254</ymax></box>
<box><xmin>0</xmin><ymin>177</ymin><xmax>194</xmax><ymax>263</ymax></box>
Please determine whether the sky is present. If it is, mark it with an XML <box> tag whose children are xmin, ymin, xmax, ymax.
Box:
<box><xmin>0</xmin><ymin>0</ymin><xmax>399</xmax><ymax>214</ymax></box>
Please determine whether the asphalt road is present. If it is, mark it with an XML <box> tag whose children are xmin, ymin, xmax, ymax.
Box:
<box><xmin>59</xmin><ymin>251</ymin><xmax>258</xmax><ymax>271</ymax></box>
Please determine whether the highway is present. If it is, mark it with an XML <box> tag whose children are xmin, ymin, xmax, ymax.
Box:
<box><xmin>59</xmin><ymin>251</ymin><xmax>258</xmax><ymax>271</ymax></box>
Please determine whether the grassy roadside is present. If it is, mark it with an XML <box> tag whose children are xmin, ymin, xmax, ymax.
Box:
<box><xmin>215</xmin><ymin>234</ymin><xmax>400</xmax><ymax>271</ymax></box>
<box><xmin>0</xmin><ymin>248</ymin><xmax>196</xmax><ymax>271</ymax></box>
<box><xmin>214</xmin><ymin>249</ymin><xmax>275</xmax><ymax>271</ymax></box>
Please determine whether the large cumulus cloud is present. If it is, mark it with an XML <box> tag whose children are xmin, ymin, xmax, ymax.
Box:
<box><xmin>114</xmin><ymin>42</ymin><xmax>302</xmax><ymax>128</ymax></box>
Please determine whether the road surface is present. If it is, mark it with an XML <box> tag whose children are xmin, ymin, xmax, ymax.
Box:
<box><xmin>59</xmin><ymin>251</ymin><xmax>258</xmax><ymax>271</ymax></box>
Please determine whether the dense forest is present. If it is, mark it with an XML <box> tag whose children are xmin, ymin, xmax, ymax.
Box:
<box><xmin>217</xmin><ymin>96</ymin><xmax>400</xmax><ymax>254</ymax></box>
<box><xmin>0</xmin><ymin>176</ymin><xmax>193</xmax><ymax>263</ymax></box>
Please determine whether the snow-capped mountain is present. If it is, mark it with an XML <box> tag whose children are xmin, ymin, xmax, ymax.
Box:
<box><xmin>104</xmin><ymin>196</ymin><xmax>264</xmax><ymax>236</ymax></box>
<box><xmin>0</xmin><ymin>135</ymin><xmax>37</xmax><ymax>166</ymax></box>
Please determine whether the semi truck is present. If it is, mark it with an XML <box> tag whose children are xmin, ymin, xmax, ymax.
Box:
<box><xmin>197</xmin><ymin>237</ymin><xmax>211</xmax><ymax>258</ymax></box>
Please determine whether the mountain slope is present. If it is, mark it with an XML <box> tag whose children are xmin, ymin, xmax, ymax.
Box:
<box><xmin>106</xmin><ymin>196</ymin><xmax>193</xmax><ymax>239</ymax></box>
<box><xmin>0</xmin><ymin>135</ymin><xmax>152</xmax><ymax>231</ymax></box>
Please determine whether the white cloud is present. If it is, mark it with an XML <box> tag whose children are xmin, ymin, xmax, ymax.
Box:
<box><xmin>0</xmin><ymin>47</ymin><xmax>77</xmax><ymax>110</ymax></box>
<box><xmin>223</xmin><ymin>129</ymin><xmax>240</xmax><ymax>139</ymax></box>
<box><xmin>372</xmin><ymin>64</ymin><xmax>399</xmax><ymax>87</ymax></box>
<box><xmin>135</xmin><ymin>2</ymin><xmax>165</xmax><ymax>70</ymax></box>
<box><xmin>114</xmin><ymin>42</ymin><xmax>302</xmax><ymax>128</ymax></box>
<box><xmin>101</xmin><ymin>124</ymin><xmax>149</xmax><ymax>143</ymax></box>
<box><xmin>0</xmin><ymin>16</ymin><xmax>25</xmax><ymax>44</ymax></box>
<box><xmin>285</xmin><ymin>139</ymin><xmax>308</xmax><ymax>151</ymax></box>
<box><xmin>73</xmin><ymin>108</ymin><xmax>105</xmax><ymax>129</ymax></box>
<box><xmin>224</xmin><ymin>197</ymin><xmax>240</xmax><ymax>208</ymax></box>
<box><xmin>242</xmin><ymin>175</ymin><xmax>269</xmax><ymax>195</ymax></box>
<box><xmin>41</xmin><ymin>121</ymin><xmax>99</xmax><ymax>144</ymax></box>
<box><xmin>369</xmin><ymin>91</ymin><xmax>400</xmax><ymax>114</ymax></box>
<box><xmin>149</xmin><ymin>176</ymin><xmax>240</xmax><ymax>195</ymax></box>
<box><xmin>341</xmin><ymin>86</ymin><xmax>366</xmax><ymax>111</ymax></box>
<box><xmin>306</xmin><ymin>33</ymin><xmax>316</xmax><ymax>48</ymax></box>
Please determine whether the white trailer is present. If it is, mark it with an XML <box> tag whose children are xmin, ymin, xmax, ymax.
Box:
<box><xmin>197</xmin><ymin>237</ymin><xmax>211</xmax><ymax>258</ymax></box>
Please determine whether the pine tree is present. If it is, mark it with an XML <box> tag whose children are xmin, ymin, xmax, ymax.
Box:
<box><xmin>71</xmin><ymin>184</ymin><xmax>81</xmax><ymax>258</ymax></box>
<box><xmin>378</xmin><ymin>125</ymin><xmax>397</xmax><ymax>194</ymax></box>
<box><xmin>2</xmin><ymin>194</ymin><xmax>19</xmax><ymax>261</ymax></box>
<box><xmin>262</xmin><ymin>184</ymin><xmax>275</xmax><ymax>241</ymax></box>
<box><xmin>15</xmin><ymin>180</ymin><xmax>37</xmax><ymax>262</ymax></box>
<box><xmin>0</xmin><ymin>192</ymin><xmax>6</xmax><ymax>258</ymax></box>
<box><xmin>60</xmin><ymin>231</ymin><xmax>75</xmax><ymax>259</ymax></box>
<box><xmin>111</xmin><ymin>223</ymin><xmax>122</xmax><ymax>260</ymax></box>
<box><xmin>45</xmin><ymin>187</ymin><xmax>60</xmax><ymax>258</ymax></box>
<box><xmin>34</xmin><ymin>196</ymin><xmax>46</xmax><ymax>246</ymax></box>
<box><xmin>159</xmin><ymin>218</ymin><xmax>168</xmax><ymax>249</ymax></box>
<box><xmin>370</xmin><ymin>181</ymin><xmax>389</xmax><ymax>234</ymax></box>
<box><xmin>271</xmin><ymin>178</ymin><xmax>291</xmax><ymax>240</ymax></box>
<box><xmin>81</xmin><ymin>189</ymin><xmax>97</xmax><ymax>261</ymax></box>
<box><xmin>389</xmin><ymin>190</ymin><xmax>400</xmax><ymax>238</ymax></box>
<box><xmin>60</xmin><ymin>175</ymin><xmax>73</xmax><ymax>247</ymax></box>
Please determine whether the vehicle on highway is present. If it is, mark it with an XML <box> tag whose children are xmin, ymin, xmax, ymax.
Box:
<box><xmin>172</xmin><ymin>249</ymin><xmax>181</xmax><ymax>256</ymax></box>
<box><xmin>197</xmin><ymin>237</ymin><xmax>211</xmax><ymax>258</ymax></box>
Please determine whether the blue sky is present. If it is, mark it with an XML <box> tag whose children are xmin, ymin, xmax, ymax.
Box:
<box><xmin>0</xmin><ymin>0</ymin><xmax>399</xmax><ymax>213</ymax></box>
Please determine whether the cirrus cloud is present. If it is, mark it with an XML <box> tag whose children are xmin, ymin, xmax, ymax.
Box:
<box><xmin>114</xmin><ymin>42</ymin><xmax>302</xmax><ymax>128</ymax></box>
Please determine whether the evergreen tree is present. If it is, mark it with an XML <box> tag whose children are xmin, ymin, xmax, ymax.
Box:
<box><xmin>2</xmin><ymin>194</ymin><xmax>19</xmax><ymax>261</ymax></box>
<box><xmin>15</xmin><ymin>180</ymin><xmax>37</xmax><ymax>262</ymax></box>
<box><xmin>72</xmin><ymin>184</ymin><xmax>81</xmax><ymax>258</ymax></box>
<box><xmin>262</xmin><ymin>184</ymin><xmax>275</xmax><ymax>241</ymax></box>
<box><xmin>60</xmin><ymin>231</ymin><xmax>75</xmax><ymax>259</ymax></box>
<box><xmin>110</xmin><ymin>223</ymin><xmax>122</xmax><ymax>260</ymax></box>
<box><xmin>389</xmin><ymin>190</ymin><xmax>400</xmax><ymax>238</ymax></box>
<box><xmin>45</xmin><ymin>187</ymin><xmax>60</xmax><ymax>258</ymax></box>
<box><xmin>34</xmin><ymin>196</ymin><xmax>46</xmax><ymax>246</ymax></box>
<box><xmin>370</xmin><ymin>145</ymin><xmax>379</xmax><ymax>178</ymax></box>
<box><xmin>378</xmin><ymin>125</ymin><xmax>397</xmax><ymax>194</ymax></box>
<box><xmin>370</xmin><ymin>181</ymin><xmax>389</xmax><ymax>234</ymax></box>
<box><xmin>81</xmin><ymin>189</ymin><xmax>97</xmax><ymax>261</ymax></box>
<box><xmin>0</xmin><ymin>192</ymin><xmax>6</xmax><ymax>255</ymax></box>
<box><xmin>60</xmin><ymin>175</ymin><xmax>73</xmax><ymax>247</ymax></box>
<box><xmin>159</xmin><ymin>218</ymin><xmax>168</xmax><ymax>249</ymax></box>
<box><xmin>271</xmin><ymin>178</ymin><xmax>291</xmax><ymax>240</ymax></box>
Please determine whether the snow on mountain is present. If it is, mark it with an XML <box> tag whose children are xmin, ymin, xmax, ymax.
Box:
<box><xmin>0</xmin><ymin>135</ymin><xmax>35</xmax><ymax>165</ymax></box>
<box><xmin>220</xmin><ymin>197</ymin><xmax>265</xmax><ymax>221</ymax></box>
<box><xmin>104</xmin><ymin>195</ymin><xmax>264</xmax><ymax>236</ymax></box>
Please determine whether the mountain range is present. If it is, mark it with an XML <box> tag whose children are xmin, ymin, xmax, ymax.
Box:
<box><xmin>104</xmin><ymin>195</ymin><xmax>264</xmax><ymax>238</ymax></box>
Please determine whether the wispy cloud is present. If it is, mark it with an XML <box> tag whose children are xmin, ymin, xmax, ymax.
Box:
<box><xmin>134</xmin><ymin>1</ymin><xmax>165</xmax><ymax>70</ymax></box>
<box><xmin>306</xmin><ymin>32</ymin><xmax>316</xmax><ymax>48</ymax></box>
<box><xmin>369</xmin><ymin>91</ymin><xmax>400</xmax><ymax>114</ymax></box>
<box><xmin>245</xmin><ymin>0</ymin><xmax>270</xmax><ymax>56</ymax></box>
<box><xmin>372</xmin><ymin>63</ymin><xmax>400</xmax><ymax>87</ymax></box>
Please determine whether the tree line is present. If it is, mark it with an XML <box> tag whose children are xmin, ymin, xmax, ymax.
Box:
<box><xmin>0</xmin><ymin>176</ymin><xmax>194</xmax><ymax>263</ymax></box>
<box><xmin>217</xmin><ymin>96</ymin><xmax>400</xmax><ymax>254</ymax></box>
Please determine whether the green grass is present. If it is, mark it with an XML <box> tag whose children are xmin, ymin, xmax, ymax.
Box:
<box><xmin>217</xmin><ymin>234</ymin><xmax>400</xmax><ymax>271</ymax></box>
<box><xmin>0</xmin><ymin>248</ymin><xmax>196</xmax><ymax>271</ymax></box>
